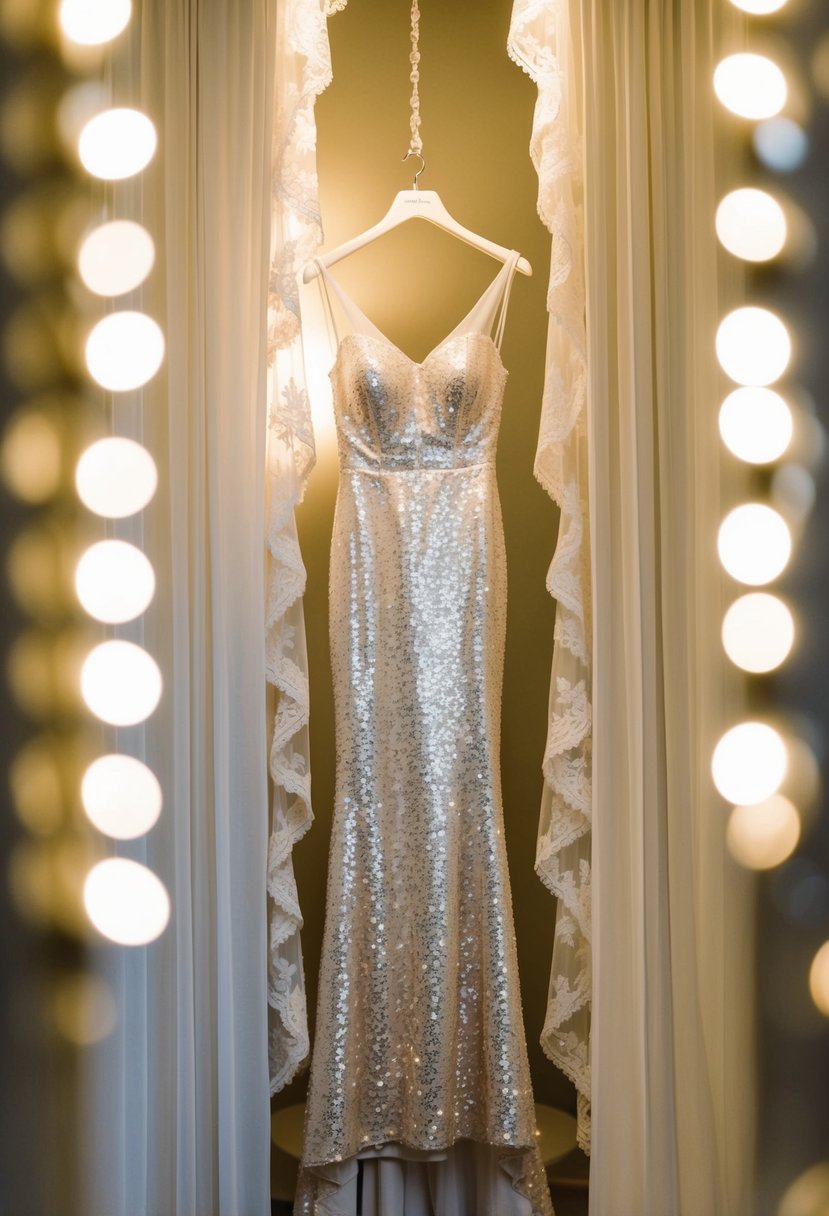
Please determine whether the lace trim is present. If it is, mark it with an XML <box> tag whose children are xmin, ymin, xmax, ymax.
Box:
<box><xmin>266</xmin><ymin>0</ymin><xmax>348</xmax><ymax>1096</ymax></box>
<box><xmin>508</xmin><ymin>0</ymin><xmax>592</xmax><ymax>1153</ymax></box>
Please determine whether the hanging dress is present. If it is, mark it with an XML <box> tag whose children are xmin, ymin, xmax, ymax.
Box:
<box><xmin>295</xmin><ymin>252</ymin><xmax>554</xmax><ymax>1216</ymax></box>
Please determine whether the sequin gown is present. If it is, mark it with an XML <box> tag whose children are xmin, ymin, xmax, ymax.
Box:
<box><xmin>295</xmin><ymin>254</ymin><xmax>553</xmax><ymax>1216</ymax></box>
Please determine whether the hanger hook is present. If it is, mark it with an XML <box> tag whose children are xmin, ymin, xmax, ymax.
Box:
<box><xmin>402</xmin><ymin>149</ymin><xmax>426</xmax><ymax>191</ymax></box>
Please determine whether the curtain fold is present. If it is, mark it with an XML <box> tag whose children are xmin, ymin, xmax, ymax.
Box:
<box><xmin>581</xmin><ymin>2</ymin><xmax>755</xmax><ymax>1213</ymax></box>
<box><xmin>507</xmin><ymin>0</ymin><xmax>592</xmax><ymax>1152</ymax></box>
<box><xmin>85</xmin><ymin>5</ymin><xmax>278</xmax><ymax>1213</ymax></box>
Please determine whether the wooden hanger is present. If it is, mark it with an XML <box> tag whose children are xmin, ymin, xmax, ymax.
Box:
<box><xmin>302</xmin><ymin>153</ymin><xmax>532</xmax><ymax>284</ymax></box>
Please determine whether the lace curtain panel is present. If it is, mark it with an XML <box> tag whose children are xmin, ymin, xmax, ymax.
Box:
<box><xmin>507</xmin><ymin>0</ymin><xmax>592</xmax><ymax>1153</ymax></box>
<box><xmin>266</xmin><ymin>0</ymin><xmax>348</xmax><ymax>1098</ymax></box>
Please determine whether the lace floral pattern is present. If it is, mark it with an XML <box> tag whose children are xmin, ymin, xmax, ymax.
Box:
<box><xmin>266</xmin><ymin>0</ymin><xmax>347</xmax><ymax>1095</ymax></box>
<box><xmin>508</xmin><ymin>0</ymin><xmax>592</xmax><ymax>1152</ymax></box>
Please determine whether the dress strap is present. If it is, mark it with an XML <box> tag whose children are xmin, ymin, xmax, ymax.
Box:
<box><xmin>492</xmin><ymin>250</ymin><xmax>520</xmax><ymax>352</ymax></box>
<box><xmin>313</xmin><ymin>258</ymin><xmax>342</xmax><ymax>345</ymax></box>
<box><xmin>314</xmin><ymin>259</ymin><xmax>378</xmax><ymax>340</ymax></box>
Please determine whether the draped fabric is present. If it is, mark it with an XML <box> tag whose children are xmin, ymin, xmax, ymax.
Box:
<box><xmin>507</xmin><ymin>0</ymin><xmax>592</xmax><ymax>1152</ymax></box>
<box><xmin>580</xmin><ymin>2</ymin><xmax>755</xmax><ymax>1212</ymax></box>
<box><xmin>266</xmin><ymin>0</ymin><xmax>348</xmax><ymax>1098</ymax></box>
<box><xmin>84</xmin><ymin>5</ymin><xmax>277</xmax><ymax>1213</ymax></box>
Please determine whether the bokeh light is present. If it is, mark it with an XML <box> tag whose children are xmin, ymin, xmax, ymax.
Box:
<box><xmin>811</xmin><ymin>33</ymin><xmax>829</xmax><ymax>101</ymax></box>
<box><xmin>753</xmin><ymin>116</ymin><xmax>809</xmax><ymax>172</ymax></box>
<box><xmin>722</xmin><ymin>592</ymin><xmax>795</xmax><ymax>673</ymax></box>
<box><xmin>719</xmin><ymin>386</ymin><xmax>793</xmax><ymax>463</ymax></box>
<box><xmin>75</xmin><ymin>540</ymin><xmax>155</xmax><ymax>624</ymax></box>
<box><xmin>81</xmin><ymin>754</ymin><xmax>162</xmax><ymax>840</ymax></box>
<box><xmin>56</xmin><ymin>81</ymin><xmax>109</xmax><ymax>154</ymax></box>
<box><xmin>1</xmin><ymin>299</ymin><xmax>64</xmax><ymax>392</ymax></box>
<box><xmin>80</xmin><ymin>640</ymin><xmax>162</xmax><ymax>726</ymax></box>
<box><xmin>7</xmin><ymin>629</ymin><xmax>84</xmax><ymax>719</ymax></box>
<box><xmin>84</xmin><ymin>858</ymin><xmax>170</xmax><ymax>945</ymax></box>
<box><xmin>59</xmin><ymin>0</ymin><xmax>132</xmax><ymax>47</ymax></box>
<box><xmin>716</xmin><ymin>188</ymin><xmax>787</xmax><ymax>262</ymax></box>
<box><xmin>1</xmin><ymin>191</ymin><xmax>65</xmax><ymax>286</ymax></box>
<box><xmin>728</xmin><ymin>0</ymin><xmax>787</xmax><ymax>11</ymax></box>
<box><xmin>9</xmin><ymin>836</ymin><xmax>87</xmax><ymax>934</ymax></box>
<box><xmin>727</xmin><ymin>795</ymin><xmax>800</xmax><ymax>870</ymax></box>
<box><xmin>773</xmin><ymin>859</ymin><xmax>829</xmax><ymax>929</ymax></box>
<box><xmin>712</xmin><ymin>721</ymin><xmax>788</xmax><ymax>805</ymax></box>
<box><xmin>780</xmin><ymin>736</ymin><xmax>822</xmax><ymax>824</ymax></box>
<box><xmin>716</xmin><ymin>307</ymin><xmax>791</xmax><ymax>385</ymax></box>
<box><xmin>7</xmin><ymin>524</ymin><xmax>74</xmax><ymax>622</ymax></box>
<box><xmin>1</xmin><ymin>408</ymin><xmax>63</xmax><ymax>503</ymax></box>
<box><xmin>779</xmin><ymin>1162</ymin><xmax>829</xmax><ymax>1216</ymax></box>
<box><xmin>9</xmin><ymin>841</ymin><xmax>60</xmax><ymax>927</ymax></box>
<box><xmin>75</xmin><ymin>437</ymin><xmax>157</xmax><ymax>518</ymax></box>
<box><xmin>52</xmin><ymin>973</ymin><xmax>117</xmax><ymax>1045</ymax></box>
<box><xmin>717</xmin><ymin>503</ymin><xmax>792</xmax><ymax>585</ymax></box>
<box><xmin>772</xmin><ymin>463</ymin><xmax>817</xmax><ymax>524</ymax></box>
<box><xmin>78</xmin><ymin>108</ymin><xmax>156</xmax><ymax>180</ymax></box>
<box><xmin>809</xmin><ymin>941</ymin><xmax>829</xmax><ymax>1019</ymax></box>
<box><xmin>788</xmin><ymin>409</ymin><xmax>826</xmax><ymax>471</ymax></box>
<box><xmin>714</xmin><ymin>53</ymin><xmax>788</xmax><ymax>120</ymax></box>
<box><xmin>85</xmin><ymin>311</ymin><xmax>164</xmax><ymax>391</ymax></box>
<box><xmin>77</xmin><ymin>220</ymin><xmax>155</xmax><ymax>297</ymax></box>
<box><xmin>10</xmin><ymin>739</ymin><xmax>65</xmax><ymax>836</ymax></box>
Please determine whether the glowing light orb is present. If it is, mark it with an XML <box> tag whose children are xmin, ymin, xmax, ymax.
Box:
<box><xmin>719</xmin><ymin>386</ymin><xmax>792</xmax><ymax>464</ymax></box>
<box><xmin>78</xmin><ymin>108</ymin><xmax>156</xmax><ymax>181</ymax></box>
<box><xmin>715</xmin><ymin>188</ymin><xmax>787</xmax><ymax>262</ymax></box>
<box><xmin>78</xmin><ymin>220</ymin><xmax>155</xmax><ymax>297</ymax></box>
<box><xmin>81</xmin><ymin>754</ymin><xmax>162</xmax><ymax>840</ymax></box>
<box><xmin>75</xmin><ymin>540</ymin><xmax>155</xmax><ymax>624</ymax></box>
<box><xmin>1</xmin><ymin>409</ymin><xmax>62</xmax><ymax>503</ymax></box>
<box><xmin>712</xmin><ymin>721</ymin><xmax>787</xmax><ymax>805</ymax></box>
<box><xmin>56</xmin><ymin>82</ymin><xmax>109</xmax><ymax>152</ymax></box>
<box><xmin>753</xmin><ymin>117</ymin><xmax>808</xmax><ymax>172</ymax></box>
<box><xmin>80</xmin><ymin>640</ymin><xmax>161</xmax><ymax>726</ymax></box>
<box><xmin>84</xmin><ymin>858</ymin><xmax>170</xmax><ymax>945</ymax></box>
<box><xmin>717</xmin><ymin>503</ymin><xmax>791</xmax><ymax>585</ymax></box>
<box><xmin>722</xmin><ymin>592</ymin><xmax>795</xmax><ymax>673</ymax></box>
<box><xmin>714</xmin><ymin>53</ymin><xmax>787</xmax><ymax>121</ymax></box>
<box><xmin>59</xmin><ymin>0</ymin><xmax>132</xmax><ymax>46</ymax></box>
<box><xmin>85</xmin><ymin>311</ymin><xmax>164</xmax><ymax>391</ymax></box>
<box><xmin>52</xmin><ymin>974</ymin><xmax>117</xmax><ymax>1044</ymax></box>
<box><xmin>728</xmin><ymin>0</ymin><xmax>787</xmax><ymax>11</ymax></box>
<box><xmin>809</xmin><ymin>941</ymin><xmax>829</xmax><ymax>1019</ymax></box>
<box><xmin>10</xmin><ymin>740</ymin><xmax>64</xmax><ymax>835</ymax></box>
<box><xmin>772</xmin><ymin>464</ymin><xmax>816</xmax><ymax>524</ymax></box>
<box><xmin>716</xmin><ymin>307</ymin><xmax>791</xmax><ymax>386</ymax></box>
<box><xmin>75</xmin><ymin>437</ymin><xmax>157</xmax><ymax>518</ymax></box>
<box><xmin>779</xmin><ymin>1163</ymin><xmax>829</xmax><ymax>1216</ymax></box>
<box><xmin>727</xmin><ymin>795</ymin><xmax>800</xmax><ymax>869</ymax></box>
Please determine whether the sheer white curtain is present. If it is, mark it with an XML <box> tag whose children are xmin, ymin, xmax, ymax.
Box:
<box><xmin>581</xmin><ymin>2</ymin><xmax>755</xmax><ymax>1213</ymax></box>
<box><xmin>85</xmin><ymin>5</ymin><xmax>277</xmax><ymax>1213</ymax></box>
<box><xmin>510</xmin><ymin>1</ymin><xmax>755</xmax><ymax>1210</ymax></box>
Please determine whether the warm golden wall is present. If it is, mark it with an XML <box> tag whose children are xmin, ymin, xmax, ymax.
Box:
<box><xmin>277</xmin><ymin>0</ymin><xmax>572</xmax><ymax>1130</ymax></box>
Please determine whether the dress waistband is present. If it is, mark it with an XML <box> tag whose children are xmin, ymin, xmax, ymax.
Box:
<box><xmin>341</xmin><ymin>461</ymin><xmax>496</xmax><ymax>476</ymax></box>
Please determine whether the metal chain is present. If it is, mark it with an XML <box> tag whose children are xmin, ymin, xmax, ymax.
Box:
<box><xmin>406</xmin><ymin>0</ymin><xmax>422</xmax><ymax>158</ymax></box>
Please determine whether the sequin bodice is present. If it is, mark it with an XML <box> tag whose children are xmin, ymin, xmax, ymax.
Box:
<box><xmin>332</xmin><ymin>331</ymin><xmax>506</xmax><ymax>473</ymax></box>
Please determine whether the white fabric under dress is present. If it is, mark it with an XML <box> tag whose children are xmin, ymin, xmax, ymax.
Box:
<box><xmin>294</xmin><ymin>254</ymin><xmax>553</xmax><ymax>1216</ymax></box>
